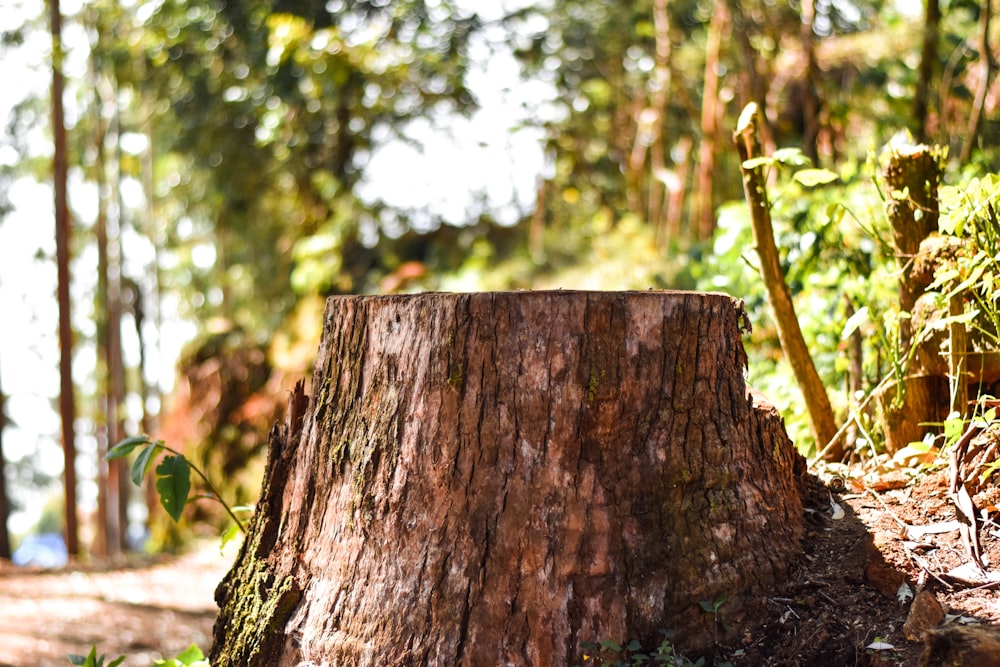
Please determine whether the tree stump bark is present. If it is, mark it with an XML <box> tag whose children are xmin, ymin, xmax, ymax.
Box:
<box><xmin>210</xmin><ymin>291</ymin><xmax>807</xmax><ymax>666</ymax></box>
<box><xmin>881</xmin><ymin>140</ymin><xmax>946</xmax><ymax>451</ymax></box>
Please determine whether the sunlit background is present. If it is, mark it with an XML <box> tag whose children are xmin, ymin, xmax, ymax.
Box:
<box><xmin>0</xmin><ymin>0</ymin><xmax>988</xmax><ymax>560</ymax></box>
<box><xmin>1</xmin><ymin>0</ymin><xmax>547</xmax><ymax>541</ymax></box>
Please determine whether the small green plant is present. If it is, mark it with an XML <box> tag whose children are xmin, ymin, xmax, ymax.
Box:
<box><xmin>577</xmin><ymin>630</ymin><xmax>707</xmax><ymax>667</ymax></box>
<box><xmin>153</xmin><ymin>643</ymin><xmax>211</xmax><ymax>666</ymax></box>
<box><xmin>107</xmin><ymin>435</ymin><xmax>249</xmax><ymax>542</ymax></box>
<box><xmin>68</xmin><ymin>646</ymin><xmax>124</xmax><ymax>667</ymax></box>
<box><xmin>698</xmin><ymin>596</ymin><xmax>727</xmax><ymax>647</ymax></box>
<box><xmin>68</xmin><ymin>644</ymin><xmax>209</xmax><ymax>667</ymax></box>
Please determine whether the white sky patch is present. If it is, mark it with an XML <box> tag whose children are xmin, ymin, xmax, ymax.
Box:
<box><xmin>359</xmin><ymin>27</ymin><xmax>548</xmax><ymax>230</ymax></box>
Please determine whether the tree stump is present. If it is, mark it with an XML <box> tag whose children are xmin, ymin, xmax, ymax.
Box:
<box><xmin>210</xmin><ymin>291</ymin><xmax>807</xmax><ymax>666</ymax></box>
<box><xmin>880</xmin><ymin>140</ymin><xmax>947</xmax><ymax>451</ymax></box>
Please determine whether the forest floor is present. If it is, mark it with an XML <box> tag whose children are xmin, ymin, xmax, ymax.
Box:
<box><xmin>0</xmin><ymin>541</ymin><xmax>230</xmax><ymax>667</ymax></box>
<box><xmin>729</xmin><ymin>464</ymin><xmax>1000</xmax><ymax>667</ymax></box>
<box><xmin>0</xmin><ymin>466</ymin><xmax>998</xmax><ymax>666</ymax></box>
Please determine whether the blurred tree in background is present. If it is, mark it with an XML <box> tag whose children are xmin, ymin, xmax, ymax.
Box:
<box><xmin>3</xmin><ymin>0</ymin><xmax>1000</xmax><ymax>552</ymax></box>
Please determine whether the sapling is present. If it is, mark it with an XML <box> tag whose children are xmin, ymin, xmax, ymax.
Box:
<box><xmin>107</xmin><ymin>435</ymin><xmax>248</xmax><ymax>539</ymax></box>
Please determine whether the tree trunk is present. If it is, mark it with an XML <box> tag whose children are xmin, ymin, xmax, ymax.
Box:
<box><xmin>800</xmin><ymin>0</ymin><xmax>822</xmax><ymax>165</ymax></box>
<box><xmin>881</xmin><ymin>140</ymin><xmax>945</xmax><ymax>451</ymax></box>
<box><xmin>694</xmin><ymin>0</ymin><xmax>727</xmax><ymax>241</ymax></box>
<box><xmin>960</xmin><ymin>0</ymin><xmax>994</xmax><ymax>163</ymax></box>
<box><xmin>725</xmin><ymin>0</ymin><xmax>774</xmax><ymax>152</ymax></box>
<box><xmin>733</xmin><ymin>103</ymin><xmax>839</xmax><ymax>455</ymax></box>
<box><xmin>913</xmin><ymin>0</ymin><xmax>941</xmax><ymax>142</ymax></box>
<box><xmin>211</xmin><ymin>291</ymin><xmax>807</xmax><ymax>666</ymax></box>
<box><xmin>52</xmin><ymin>0</ymin><xmax>79</xmax><ymax>558</ymax></box>
<box><xmin>0</xmin><ymin>355</ymin><xmax>10</xmax><ymax>560</ymax></box>
<box><xmin>94</xmin><ymin>50</ymin><xmax>112</xmax><ymax>556</ymax></box>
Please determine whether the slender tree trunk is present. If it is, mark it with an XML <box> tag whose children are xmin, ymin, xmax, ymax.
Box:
<box><xmin>627</xmin><ymin>0</ymin><xmax>672</xmax><ymax>231</ymax></box>
<box><xmin>661</xmin><ymin>136</ymin><xmax>691</xmax><ymax>244</ymax></box>
<box><xmin>733</xmin><ymin>103</ymin><xmax>838</xmax><ymax>455</ymax></box>
<box><xmin>694</xmin><ymin>0</ymin><xmax>728</xmax><ymax>241</ymax></box>
<box><xmin>646</xmin><ymin>0</ymin><xmax>671</xmax><ymax>235</ymax></box>
<box><xmin>95</xmin><ymin>127</ymin><xmax>111</xmax><ymax>556</ymax></box>
<box><xmin>726</xmin><ymin>0</ymin><xmax>774</xmax><ymax>152</ymax></box>
<box><xmin>138</xmin><ymin>69</ymin><xmax>162</xmax><ymax>524</ymax></box>
<box><xmin>110</xmin><ymin>85</ymin><xmax>129</xmax><ymax>552</ymax></box>
<box><xmin>211</xmin><ymin>291</ymin><xmax>808</xmax><ymax>666</ymax></box>
<box><xmin>52</xmin><ymin>0</ymin><xmax>79</xmax><ymax>558</ymax></box>
<box><xmin>800</xmin><ymin>0</ymin><xmax>821</xmax><ymax>165</ymax></box>
<box><xmin>960</xmin><ymin>0</ymin><xmax>993</xmax><ymax>162</ymax></box>
<box><xmin>93</xmin><ymin>40</ymin><xmax>112</xmax><ymax>555</ymax></box>
<box><xmin>914</xmin><ymin>0</ymin><xmax>941</xmax><ymax>142</ymax></box>
<box><xmin>0</xmin><ymin>355</ymin><xmax>10</xmax><ymax>560</ymax></box>
<box><xmin>529</xmin><ymin>173</ymin><xmax>547</xmax><ymax>263</ymax></box>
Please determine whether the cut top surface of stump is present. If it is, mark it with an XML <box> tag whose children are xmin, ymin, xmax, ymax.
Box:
<box><xmin>211</xmin><ymin>289</ymin><xmax>806</xmax><ymax>667</ymax></box>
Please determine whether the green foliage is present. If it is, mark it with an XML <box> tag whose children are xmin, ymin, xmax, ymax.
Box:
<box><xmin>578</xmin><ymin>630</ymin><xmax>706</xmax><ymax>667</ymax></box>
<box><xmin>153</xmin><ymin>644</ymin><xmax>210</xmax><ymax>667</ymax></box>
<box><xmin>932</xmin><ymin>174</ymin><xmax>1000</xmax><ymax>345</ymax></box>
<box><xmin>155</xmin><ymin>455</ymin><xmax>192</xmax><ymax>523</ymax></box>
<box><xmin>697</xmin><ymin>597</ymin><xmax>726</xmax><ymax>615</ymax></box>
<box><xmin>107</xmin><ymin>435</ymin><xmax>247</xmax><ymax>534</ymax></box>
<box><xmin>700</xmin><ymin>151</ymin><xmax>899</xmax><ymax>453</ymax></box>
<box><xmin>68</xmin><ymin>645</ymin><xmax>208</xmax><ymax>667</ymax></box>
<box><xmin>67</xmin><ymin>647</ymin><xmax>125</xmax><ymax>667</ymax></box>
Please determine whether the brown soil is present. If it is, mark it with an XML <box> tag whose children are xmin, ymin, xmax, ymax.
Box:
<box><xmin>0</xmin><ymin>544</ymin><xmax>229</xmax><ymax>667</ymax></box>
<box><xmin>0</xmin><ymin>467</ymin><xmax>997</xmax><ymax>666</ymax></box>
<box><xmin>729</xmin><ymin>466</ymin><xmax>1000</xmax><ymax>666</ymax></box>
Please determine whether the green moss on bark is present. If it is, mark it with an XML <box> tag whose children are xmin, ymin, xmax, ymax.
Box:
<box><xmin>212</xmin><ymin>547</ymin><xmax>302</xmax><ymax>665</ymax></box>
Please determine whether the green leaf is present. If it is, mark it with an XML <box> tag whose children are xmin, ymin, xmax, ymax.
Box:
<box><xmin>736</xmin><ymin>102</ymin><xmax>758</xmax><ymax>133</ymax></box>
<box><xmin>156</xmin><ymin>455</ymin><xmax>192</xmax><ymax>522</ymax></box>
<box><xmin>625</xmin><ymin>639</ymin><xmax>642</xmax><ymax>652</ymax></box>
<box><xmin>741</xmin><ymin>156</ymin><xmax>772</xmax><ymax>170</ymax></box>
<box><xmin>793</xmin><ymin>168</ymin><xmax>839</xmax><ymax>187</ymax></box>
<box><xmin>841</xmin><ymin>306</ymin><xmax>869</xmax><ymax>340</ymax></box>
<box><xmin>131</xmin><ymin>442</ymin><xmax>162</xmax><ymax>486</ymax></box>
<box><xmin>944</xmin><ymin>414</ymin><xmax>965</xmax><ymax>444</ymax></box>
<box><xmin>108</xmin><ymin>658</ymin><xmax>126</xmax><ymax>667</ymax></box>
<box><xmin>699</xmin><ymin>596</ymin><xmax>725</xmax><ymax>613</ymax></box>
<box><xmin>600</xmin><ymin>639</ymin><xmax>623</xmax><ymax>652</ymax></box>
<box><xmin>66</xmin><ymin>652</ymin><xmax>90</xmax><ymax>667</ymax></box>
<box><xmin>220</xmin><ymin>523</ymin><xmax>242</xmax><ymax>555</ymax></box>
<box><xmin>174</xmin><ymin>644</ymin><xmax>206</xmax><ymax>665</ymax></box>
<box><xmin>892</xmin><ymin>442</ymin><xmax>932</xmax><ymax>462</ymax></box>
<box><xmin>106</xmin><ymin>435</ymin><xmax>152</xmax><ymax>460</ymax></box>
<box><xmin>773</xmin><ymin>147</ymin><xmax>810</xmax><ymax>166</ymax></box>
